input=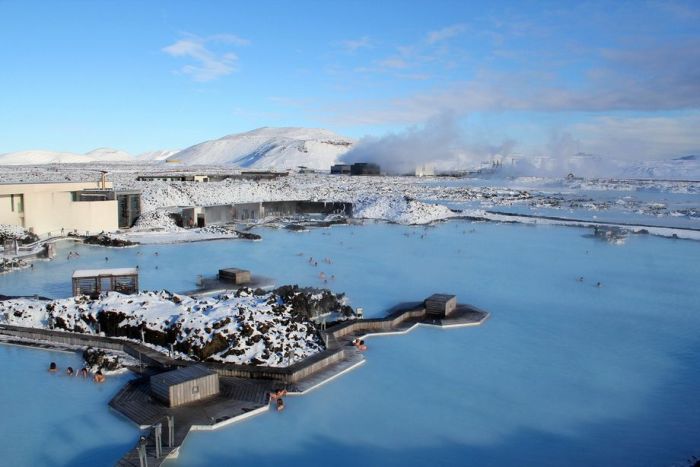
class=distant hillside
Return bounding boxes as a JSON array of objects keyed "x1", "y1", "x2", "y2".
[
  {"x1": 136, "y1": 149, "x2": 180, "y2": 161},
  {"x1": 167, "y1": 127, "x2": 354, "y2": 169},
  {"x1": 620, "y1": 156, "x2": 700, "y2": 180},
  {"x1": 0, "y1": 148, "x2": 132, "y2": 165}
]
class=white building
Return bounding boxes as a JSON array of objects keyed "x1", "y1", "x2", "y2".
[{"x1": 0, "y1": 181, "x2": 138, "y2": 235}]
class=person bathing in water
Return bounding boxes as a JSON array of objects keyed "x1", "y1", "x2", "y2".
[
  {"x1": 352, "y1": 338, "x2": 367, "y2": 351},
  {"x1": 94, "y1": 370, "x2": 105, "y2": 383},
  {"x1": 269, "y1": 388, "x2": 287, "y2": 400},
  {"x1": 66, "y1": 367, "x2": 74, "y2": 376},
  {"x1": 48, "y1": 362, "x2": 57, "y2": 372}
]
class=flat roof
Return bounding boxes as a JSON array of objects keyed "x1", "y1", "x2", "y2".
[
  {"x1": 426, "y1": 293, "x2": 456, "y2": 302},
  {"x1": 0, "y1": 180, "x2": 105, "y2": 186},
  {"x1": 151, "y1": 365, "x2": 216, "y2": 387},
  {"x1": 72, "y1": 268, "x2": 138, "y2": 278}
]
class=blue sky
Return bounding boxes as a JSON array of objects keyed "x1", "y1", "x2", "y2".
[{"x1": 0, "y1": 0, "x2": 698, "y2": 159}]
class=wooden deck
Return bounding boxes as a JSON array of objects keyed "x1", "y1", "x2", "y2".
[
  {"x1": 0, "y1": 298, "x2": 489, "y2": 467},
  {"x1": 113, "y1": 376, "x2": 273, "y2": 466}
]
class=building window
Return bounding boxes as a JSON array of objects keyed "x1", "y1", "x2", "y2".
[{"x1": 10, "y1": 194, "x2": 23, "y2": 213}]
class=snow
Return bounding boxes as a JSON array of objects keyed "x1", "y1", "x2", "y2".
[
  {"x1": 619, "y1": 157, "x2": 700, "y2": 180},
  {"x1": 72, "y1": 268, "x2": 138, "y2": 278},
  {"x1": 0, "y1": 224, "x2": 30, "y2": 240},
  {"x1": 0, "y1": 148, "x2": 132, "y2": 165},
  {"x1": 168, "y1": 127, "x2": 354, "y2": 169},
  {"x1": 0, "y1": 161, "x2": 697, "y2": 235},
  {"x1": 0, "y1": 288, "x2": 334, "y2": 367},
  {"x1": 353, "y1": 195, "x2": 461, "y2": 225},
  {"x1": 84, "y1": 147, "x2": 133, "y2": 162},
  {"x1": 136, "y1": 149, "x2": 180, "y2": 161}
]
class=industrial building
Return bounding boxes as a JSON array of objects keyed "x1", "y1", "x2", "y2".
[
  {"x1": 330, "y1": 164, "x2": 351, "y2": 175},
  {"x1": 330, "y1": 162, "x2": 380, "y2": 176},
  {"x1": 0, "y1": 180, "x2": 141, "y2": 235},
  {"x1": 177, "y1": 201, "x2": 353, "y2": 227},
  {"x1": 350, "y1": 163, "x2": 380, "y2": 175},
  {"x1": 136, "y1": 171, "x2": 288, "y2": 182}
]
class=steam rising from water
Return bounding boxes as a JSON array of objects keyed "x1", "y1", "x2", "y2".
[{"x1": 341, "y1": 113, "x2": 515, "y2": 175}]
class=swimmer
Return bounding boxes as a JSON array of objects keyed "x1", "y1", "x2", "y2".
[
  {"x1": 105, "y1": 256, "x2": 109, "y2": 262},
  {"x1": 352, "y1": 338, "x2": 367, "y2": 351},
  {"x1": 48, "y1": 362, "x2": 58, "y2": 372},
  {"x1": 94, "y1": 370, "x2": 105, "y2": 383},
  {"x1": 577, "y1": 276, "x2": 584, "y2": 282},
  {"x1": 596, "y1": 282, "x2": 602, "y2": 288},
  {"x1": 79, "y1": 367, "x2": 89, "y2": 378},
  {"x1": 66, "y1": 367, "x2": 74, "y2": 376},
  {"x1": 270, "y1": 388, "x2": 288, "y2": 400},
  {"x1": 276, "y1": 398, "x2": 285, "y2": 412}
]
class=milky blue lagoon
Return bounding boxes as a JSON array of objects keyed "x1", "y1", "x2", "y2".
[{"x1": 1, "y1": 221, "x2": 699, "y2": 466}]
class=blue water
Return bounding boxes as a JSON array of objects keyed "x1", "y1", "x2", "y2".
[
  {"x1": 1, "y1": 221, "x2": 699, "y2": 466},
  {"x1": 0, "y1": 345, "x2": 136, "y2": 466}
]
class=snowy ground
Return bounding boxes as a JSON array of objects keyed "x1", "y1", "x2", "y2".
[
  {"x1": 0, "y1": 287, "x2": 352, "y2": 367},
  {"x1": 0, "y1": 162, "x2": 698, "y2": 234}
]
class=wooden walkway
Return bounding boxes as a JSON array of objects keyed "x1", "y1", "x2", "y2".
[
  {"x1": 0, "y1": 298, "x2": 489, "y2": 467},
  {"x1": 114, "y1": 376, "x2": 273, "y2": 466}
]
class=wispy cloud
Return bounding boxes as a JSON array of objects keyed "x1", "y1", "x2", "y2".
[
  {"x1": 338, "y1": 36, "x2": 373, "y2": 52},
  {"x1": 426, "y1": 24, "x2": 467, "y2": 44},
  {"x1": 377, "y1": 57, "x2": 410, "y2": 69},
  {"x1": 356, "y1": 24, "x2": 469, "y2": 78},
  {"x1": 324, "y1": 38, "x2": 700, "y2": 126},
  {"x1": 163, "y1": 33, "x2": 250, "y2": 82}
]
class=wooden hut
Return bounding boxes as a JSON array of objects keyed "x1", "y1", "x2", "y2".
[
  {"x1": 218, "y1": 268, "x2": 251, "y2": 285},
  {"x1": 425, "y1": 294, "x2": 457, "y2": 318},
  {"x1": 150, "y1": 365, "x2": 220, "y2": 408},
  {"x1": 72, "y1": 268, "x2": 139, "y2": 296}
]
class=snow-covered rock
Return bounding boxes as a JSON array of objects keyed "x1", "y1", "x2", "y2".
[
  {"x1": 353, "y1": 195, "x2": 461, "y2": 225},
  {"x1": 0, "y1": 287, "x2": 355, "y2": 367},
  {"x1": 168, "y1": 127, "x2": 354, "y2": 169}
]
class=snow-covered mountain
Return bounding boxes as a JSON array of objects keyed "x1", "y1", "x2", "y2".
[
  {"x1": 136, "y1": 149, "x2": 180, "y2": 161},
  {"x1": 167, "y1": 127, "x2": 354, "y2": 169},
  {"x1": 620, "y1": 155, "x2": 700, "y2": 180},
  {"x1": 85, "y1": 147, "x2": 132, "y2": 162},
  {"x1": 0, "y1": 148, "x2": 132, "y2": 165},
  {"x1": 502, "y1": 153, "x2": 700, "y2": 180}
]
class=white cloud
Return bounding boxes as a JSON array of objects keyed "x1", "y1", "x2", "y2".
[
  {"x1": 426, "y1": 24, "x2": 466, "y2": 44},
  {"x1": 377, "y1": 57, "x2": 410, "y2": 69},
  {"x1": 339, "y1": 36, "x2": 372, "y2": 52},
  {"x1": 163, "y1": 33, "x2": 250, "y2": 82}
]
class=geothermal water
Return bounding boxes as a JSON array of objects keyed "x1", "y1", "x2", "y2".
[{"x1": 1, "y1": 220, "x2": 699, "y2": 466}]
